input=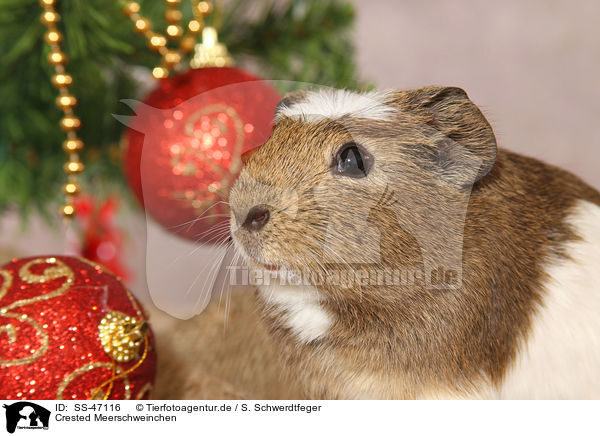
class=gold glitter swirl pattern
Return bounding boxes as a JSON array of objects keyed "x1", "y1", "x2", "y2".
[
  {"x1": 124, "y1": 288, "x2": 146, "y2": 319},
  {"x1": 0, "y1": 269, "x2": 12, "y2": 301},
  {"x1": 56, "y1": 362, "x2": 132, "y2": 400},
  {"x1": 0, "y1": 313, "x2": 49, "y2": 367},
  {"x1": 135, "y1": 382, "x2": 153, "y2": 400},
  {"x1": 0, "y1": 257, "x2": 71, "y2": 367},
  {"x1": 0, "y1": 324, "x2": 16, "y2": 344},
  {"x1": 0, "y1": 256, "x2": 154, "y2": 399},
  {"x1": 2, "y1": 257, "x2": 74, "y2": 312},
  {"x1": 75, "y1": 255, "x2": 108, "y2": 271},
  {"x1": 92, "y1": 334, "x2": 149, "y2": 400}
]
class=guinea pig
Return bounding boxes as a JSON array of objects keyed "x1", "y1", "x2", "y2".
[{"x1": 228, "y1": 86, "x2": 600, "y2": 399}]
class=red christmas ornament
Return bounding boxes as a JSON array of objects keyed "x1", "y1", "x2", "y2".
[
  {"x1": 74, "y1": 195, "x2": 130, "y2": 282},
  {"x1": 0, "y1": 256, "x2": 156, "y2": 400},
  {"x1": 122, "y1": 67, "x2": 280, "y2": 241}
]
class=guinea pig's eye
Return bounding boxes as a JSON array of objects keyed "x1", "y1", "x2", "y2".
[{"x1": 332, "y1": 142, "x2": 373, "y2": 178}]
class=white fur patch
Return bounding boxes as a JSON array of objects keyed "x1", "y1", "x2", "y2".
[
  {"x1": 276, "y1": 89, "x2": 395, "y2": 123},
  {"x1": 258, "y1": 283, "x2": 332, "y2": 343},
  {"x1": 499, "y1": 200, "x2": 600, "y2": 399}
]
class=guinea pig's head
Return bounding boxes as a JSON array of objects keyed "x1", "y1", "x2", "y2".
[{"x1": 229, "y1": 86, "x2": 497, "y2": 293}]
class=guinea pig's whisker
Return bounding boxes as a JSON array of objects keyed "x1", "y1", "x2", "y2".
[
  {"x1": 218, "y1": 247, "x2": 239, "y2": 309},
  {"x1": 216, "y1": 251, "x2": 234, "y2": 318},
  {"x1": 205, "y1": 229, "x2": 232, "y2": 246},
  {"x1": 206, "y1": 241, "x2": 231, "y2": 291},
  {"x1": 320, "y1": 243, "x2": 357, "y2": 275},
  {"x1": 185, "y1": 228, "x2": 230, "y2": 258},
  {"x1": 259, "y1": 281, "x2": 279, "y2": 306},
  {"x1": 169, "y1": 200, "x2": 231, "y2": 232},
  {"x1": 191, "y1": 200, "x2": 230, "y2": 218},
  {"x1": 188, "y1": 222, "x2": 231, "y2": 249},
  {"x1": 222, "y1": 249, "x2": 240, "y2": 330},
  {"x1": 276, "y1": 205, "x2": 294, "y2": 215},
  {"x1": 177, "y1": 214, "x2": 232, "y2": 236},
  {"x1": 186, "y1": 236, "x2": 232, "y2": 312},
  {"x1": 163, "y1": 222, "x2": 230, "y2": 272},
  {"x1": 170, "y1": 213, "x2": 230, "y2": 230},
  {"x1": 185, "y1": 234, "x2": 228, "y2": 261},
  {"x1": 191, "y1": 228, "x2": 232, "y2": 254},
  {"x1": 218, "y1": 252, "x2": 236, "y2": 312},
  {"x1": 195, "y1": 222, "x2": 231, "y2": 241},
  {"x1": 187, "y1": 213, "x2": 231, "y2": 221},
  {"x1": 305, "y1": 251, "x2": 335, "y2": 286}
]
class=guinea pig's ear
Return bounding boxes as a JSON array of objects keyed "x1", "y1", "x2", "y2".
[
  {"x1": 400, "y1": 86, "x2": 498, "y2": 184},
  {"x1": 274, "y1": 90, "x2": 307, "y2": 121}
]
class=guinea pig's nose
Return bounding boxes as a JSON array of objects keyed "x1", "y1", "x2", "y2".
[{"x1": 243, "y1": 206, "x2": 270, "y2": 231}]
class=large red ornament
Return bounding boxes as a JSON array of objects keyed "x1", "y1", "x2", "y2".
[
  {"x1": 123, "y1": 67, "x2": 280, "y2": 241},
  {"x1": 0, "y1": 256, "x2": 156, "y2": 400}
]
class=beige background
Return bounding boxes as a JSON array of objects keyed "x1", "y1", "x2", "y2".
[
  {"x1": 1, "y1": 0, "x2": 599, "y2": 311},
  {"x1": 353, "y1": 0, "x2": 599, "y2": 190}
]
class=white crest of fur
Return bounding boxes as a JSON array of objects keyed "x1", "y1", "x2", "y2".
[
  {"x1": 499, "y1": 199, "x2": 600, "y2": 399},
  {"x1": 258, "y1": 283, "x2": 332, "y2": 343},
  {"x1": 276, "y1": 89, "x2": 395, "y2": 122}
]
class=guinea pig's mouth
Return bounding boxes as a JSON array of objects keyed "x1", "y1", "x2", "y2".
[
  {"x1": 230, "y1": 232, "x2": 283, "y2": 272},
  {"x1": 237, "y1": 247, "x2": 282, "y2": 272},
  {"x1": 261, "y1": 262, "x2": 280, "y2": 271},
  {"x1": 248, "y1": 257, "x2": 281, "y2": 272}
]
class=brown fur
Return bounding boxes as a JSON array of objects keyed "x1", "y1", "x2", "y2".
[
  {"x1": 152, "y1": 287, "x2": 305, "y2": 399},
  {"x1": 226, "y1": 86, "x2": 600, "y2": 399}
]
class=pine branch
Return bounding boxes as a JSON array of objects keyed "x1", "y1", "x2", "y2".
[{"x1": 0, "y1": 0, "x2": 361, "y2": 223}]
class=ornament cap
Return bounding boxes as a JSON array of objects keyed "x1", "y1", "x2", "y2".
[
  {"x1": 190, "y1": 26, "x2": 234, "y2": 69},
  {"x1": 98, "y1": 311, "x2": 147, "y2": 363}
]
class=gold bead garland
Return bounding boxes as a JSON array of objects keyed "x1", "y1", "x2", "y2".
[
  {"x1": 165, "y1": 0, "x2": 183, "y2": 39},
  {"x1": 39, "y1": 0, "x2": 84, "y2": 218},
  {"x1": 40, "y1": 0, "x2": 217, "y2": 218},
  {"x1": 120, "y1": 0, "x2": 213, "y2": 79}
]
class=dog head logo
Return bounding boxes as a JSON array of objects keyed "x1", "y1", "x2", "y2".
[{"x1": 3, "y1": 402, "x2": 50, "y2": 433}]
